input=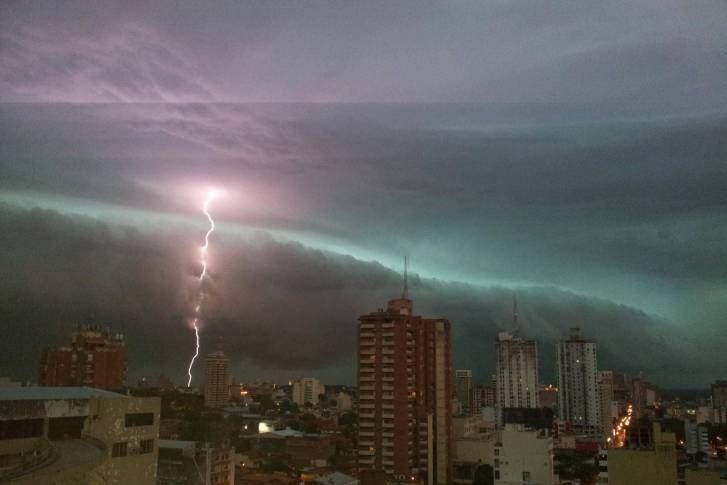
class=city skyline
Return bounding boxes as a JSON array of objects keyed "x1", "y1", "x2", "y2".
[{"x1": 1, "y1": 1, "x2": 727, "y2": 389}]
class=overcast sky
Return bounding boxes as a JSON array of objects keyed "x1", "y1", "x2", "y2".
[{"x1": 1, "y1": 1, "x2": 726, "y2": 387}]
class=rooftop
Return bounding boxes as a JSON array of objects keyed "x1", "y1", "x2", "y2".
[
  {"x1": 0, "y1": 438, "x2": 105, "y2": 482},
  {"x1": 313, "y1": 471, "x2": 360, "y2": 485},
  {"x1": 0, "y1": 386, "x2": 126, "y2": 401}
]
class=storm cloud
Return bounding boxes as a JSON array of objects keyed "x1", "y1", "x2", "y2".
[
  {"x1": 0, "y1": 205, "x2": 705, "y2": 386},
  {"x1": 1, "y1": 1, "x2": 726, "y2": 387}
]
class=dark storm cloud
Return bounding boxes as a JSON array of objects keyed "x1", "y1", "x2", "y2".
[
  {"x1": 1, "y1": 1, "x2": 726, "y2": 387},
  {"x1": 0, "y1": 205, "x2": 705, "y2": 386}
]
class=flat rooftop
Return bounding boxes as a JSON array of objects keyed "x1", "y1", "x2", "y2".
[{"x1": 0, "y1": 386, "x2": 127, "y2": 401}]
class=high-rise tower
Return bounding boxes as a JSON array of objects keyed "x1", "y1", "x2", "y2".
[
  {"x1": 495, "y1": 296, "x2": 539, "y2": 425},
  {"x1": 357, "y1": 291, "x2": 451, "y2": 484},
  {"x1": 495, "y1": 332, "x2": 539, "y2": 424},
  {"x1": 557, "y1": 327, "x2": 600, "y2": 433},
  {"x1": 204, "y1": 350, "x2": 230, "y2": 408}
]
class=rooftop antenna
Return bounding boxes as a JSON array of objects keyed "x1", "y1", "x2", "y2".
[
  {"x1": 512, "y1": 294, "x2": 519, "y2": 334},
  {"x1": 402, "y1": 256, "x2": 409, "y2": 300}
]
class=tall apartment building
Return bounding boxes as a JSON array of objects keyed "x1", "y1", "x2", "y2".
[
  {"x1": 599, "y1": 371, "x2": 616, "y2": 440},
  {"x1": 357, "y1": 295, "x2": 452, "y2": 484},
  {"x1": 40, "y1": 324, "x2": 127, "y2": 389},
  {"x1": 204, "y1": 350, "x2": 230, "y2": 408},
  {"x1": 557, "y1": 327, "x2": 600, "y2": 433},
  {"x1": 292, "y1": 377, "x2": 325, "y2": 406},
  {"x1": 495, "y1": 332, "x2": 539, "y2": 425},
  {"x1": 711, "y1": 380, "x2": 727, "y2": 425},
  {"x1": 454, "y1": 370, "x2": 473, "y2": 413}
]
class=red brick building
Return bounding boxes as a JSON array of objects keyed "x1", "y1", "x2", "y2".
[
  {"x1": 40, "y1": 324, "x2": 127, "y2": 389},
  {"x1": 357, "y1": 296, "x2": 452, "y2": 485}
]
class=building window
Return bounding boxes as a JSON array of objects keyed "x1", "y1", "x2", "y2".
[
  {"x1": 494, "y1": 470, "x2": 500, "y2": 480},
  {"x1": 112, "y1": 442, "x2": 128, "y2": 457},
  {"x1": 523, "y1": 471, "x2": 531, "y2": 481},
  {"x1": 125, "y1": 412, "x2": 154, "y2": 427},
  {"x1": 0, "y1": 418, "x2": 44, "y2": 440},
  {"x1": 140, "y1": 439, "x2": 154, "y2": 454}
]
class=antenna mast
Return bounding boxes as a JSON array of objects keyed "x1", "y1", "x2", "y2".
[{"x1": 402, "y1": 256, "x2": 409, "y2": 299}]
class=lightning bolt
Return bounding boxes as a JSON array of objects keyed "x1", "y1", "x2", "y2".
[{"x1": 187, "y1": 189, "x2": 220, "y2": 387}]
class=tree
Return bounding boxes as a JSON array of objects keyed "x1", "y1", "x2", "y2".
[{"x1": 473, "y1": 464, "x2": 494, "y2": 485}]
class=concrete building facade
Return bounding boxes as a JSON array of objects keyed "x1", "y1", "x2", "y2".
[
  {"x1": 606, "y1": 423, "x2": 678, "y2": 485},
  {"x1": 495, "y1": 332, "x2": 539, "y2": 425},
  {"x1": 292, "y1": 378, "x2": 325, "y2": 407},
  {"x1": 494, "y1": 424, "x2": 554, "y2": 485},
  {"x1": 685, "y1": 420, "x2": 710, "y2": 457},
  {"x1": 0, "y1": 387, "x2": 159, "y2": 484}
]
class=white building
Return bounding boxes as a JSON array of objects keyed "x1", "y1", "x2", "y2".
[
  {"x1": 452, "y1": 416, "x2": 496, "y2": 484},
  {"x1": 557, "y1": 328, "x2": 600, "y2": 434},
  {"x1": 685, "y1": 420, "x2": 710, "y2": 456},
  {"x1": 495, "y1": 332, "x2": 539, "y2": 425},
  {"x1": 494, "y1": 424, "x2": 554, "y2": 485},
  {"x1": 292, "y1": 377, "x2": 325, "y2": 406}
]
